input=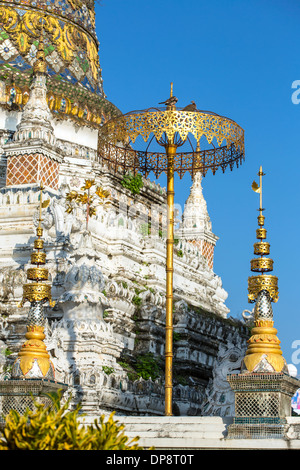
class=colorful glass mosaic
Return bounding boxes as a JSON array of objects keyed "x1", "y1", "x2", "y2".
[
  {"x1": 0, "y1": 0, "x2": 121, "y2": 125},
  {"x1": 0, "y1": 0, "x2": 102, "y2": 94}
]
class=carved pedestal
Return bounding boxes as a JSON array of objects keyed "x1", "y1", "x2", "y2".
[
  {"x1": 227, "y1": 372, "x2": 300, "y2": 439},
  {"x1": 0, "y1": 379, "x2": 67, "y2": 429}
]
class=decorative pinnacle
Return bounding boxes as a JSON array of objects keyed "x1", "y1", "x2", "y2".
[
  {"x1": 33, "y1": 24, "x2": 47, "y2": 75},
  {"x1": 18, "y1": 184, "x2": 54, "y2": 308},
  {"x1": 241, "y1": 166, "x2": 286, "y2": 373},
  {"x1": 12, "y1": 184, "x2": 55, "y2": 379},
  {"x1": 248, "y1": 166, "x2": 278, "y2": 303},
  {"x1": 251, "y1": 165, "x2": 266, "y2": 218}
]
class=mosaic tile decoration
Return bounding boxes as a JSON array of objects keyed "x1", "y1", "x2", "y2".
[
  {"x1": 6, "y1": 153, "x2": 59, "y2": 189},
  {"x1": 190, "y1": 239, "x2": 215, "y2": 269},
  {"x1": 0, "y1": 0, "x2": 103, "y2": 96}
]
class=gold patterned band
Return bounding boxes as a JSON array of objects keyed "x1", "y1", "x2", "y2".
[
  {"x1": 98, "y1": 108, "x2": 245, "y2": 179},
  {"x1": 21, "y1": 282, "x2": 54, "y2": 307},
  {"x1": 248, "y1": 275, "x2": 278, "y2": 303},
  {"x1": 30, "y1": 252, "x2": 46, "y2": 265},
  {"x1": 27, "y1": 267, "x2": 48, "y2": 281},
  {"x1": 253, "y1": 241, "x2": 270, "y2": 255},
  {"x1": 100, "y1": 108, "x2": 244, "y2": 149},
  {"x1": 34, "y1": 239, "x2": 44, "y2": 250},
  {"x1": 250, "y1": 257, "x2": 273, "y2": 272},
  {"x1": 256, "y1": 228, "x2": 267, "y2": 239}
]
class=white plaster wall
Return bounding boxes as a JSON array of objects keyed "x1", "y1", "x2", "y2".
[
  {"x1": 52, "y1": 120, "x2": 98, "y2": 150},
  {"x1": 0, "y1": 108, "x2": 21, "y2": 132},
  {"x1": 0, "y1": 108, "x2": 98, "y2": 150}
]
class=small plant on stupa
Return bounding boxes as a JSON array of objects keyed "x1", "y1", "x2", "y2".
[{"x1": 121, "y1": 172, "x2": 143, "y2": 195}]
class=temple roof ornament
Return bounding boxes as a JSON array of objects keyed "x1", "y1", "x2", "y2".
[
  {"x1": 13, "y1": 33, "x2": 56, "y2": 146},
  {"x1": 0, "y1": 0, "x2": 120, "y2": 126},
  {"x1": 181, "y1": 172, "x2": 214, "y2": 234},
  {"x1": 177, "y1": 169, "x2": 218, "y2": 269},
  {"x1": 241, "y1": 166, "x2": 287, "y2": 374}
]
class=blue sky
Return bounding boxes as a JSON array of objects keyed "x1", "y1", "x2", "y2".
[{"x1": 95, "y1": 0, "x2": 300, "y2": 366}]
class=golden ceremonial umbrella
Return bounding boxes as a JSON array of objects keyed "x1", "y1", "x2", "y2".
[{"x1": 98, "y1": 84, "x2": 245, "y2": 415}]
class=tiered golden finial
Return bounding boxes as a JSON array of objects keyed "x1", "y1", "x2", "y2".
[
  {"x1": 11, "y1": 184, "x2": 55, "y2": 380},
  {"x1": 248, "y1": 166, "x2": 278, "y2": 303},
  {"x1": 241, "y1": 166, "x2": 287, "y2": 373},
  {"x1": 33, "y1": 21, "x2": 47, "y2": 75}
]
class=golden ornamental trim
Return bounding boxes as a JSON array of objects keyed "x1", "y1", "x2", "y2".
[
  {"x1": 36, "y1": 227, "x2": 43, "y2": 237},
  {"x1": 14, "y1": 325, "x2": 52, "y2": 377},
  {"x1": 253, "y1": 242, "x2": 270, "y2": 255},
  {"x1": 256, "y1": 228, "x2": 267, "y2": 239},
  {"x1": 100, "y1": 108, "x2": 244, "y2": 150},
  {"x1": 34, "y1": 239, "x2": 44, "y2": 250},
  {"x1": 254, "y1": 319, "x2": 274, "y2": 328},
  {"x1": 257, "y1": 215, "x2": 265, "y2": 226},
  {"x1": 98, "y1": 108, "x2": 245, "y2": 180},
  {"x1": 250, "y1": 257, "x2": 274, "y2": 273},
  {"x1": 31, "y1": 252, "x2": 46, "y2": 265},
  {"x1": 27, "y1": 267, "x2": 48, "y2": 281},
  {"x1": 248, "y1": 333, "x2": 281, "y2": 344},
  {"x1": 21, "y1": 282, "x2": 55, "y2": 307},
  {"x1": 243, "y1": 352, "x2": 286, "y2": 373},
  {"x1": 248, "y1": 274, "x2": 278, "y2": 303}
]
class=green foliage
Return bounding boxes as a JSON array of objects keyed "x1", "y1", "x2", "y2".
[
  {"x1": 135, "y1": 353, "x2": 161, "y2": 381},
  {"x1": 117, "y1": 361, "x2": 139, "y2": 382},
  {"x1": 118, "y1": 354, "x2": 163, "y2": 382},
  {"x1": 173, "y1": 331, "x2": 181, "y2": 342},
  {"x1": 102, "y1": 366, "x2": 114, "y2": 375},
  {"x1": 132, "y1": 295, "x2": 142, "y2": 306},
  {"x1": 0, "y1": 392, "x2": 143, "y2": 450},
  {"x1": 2, "y1": 348, "x2": 13, "y2": 356},
  {"x1": 121, "y1": 173, "x2": 143, "y2": 195}
]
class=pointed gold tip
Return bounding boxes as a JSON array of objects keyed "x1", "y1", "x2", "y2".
[{"x1": 170, "y1": 82, "x2": 173, "y2": 98}]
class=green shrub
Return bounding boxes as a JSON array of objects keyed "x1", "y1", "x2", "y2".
[
  {"x1": 132, "y1": 295, "x2": 142, "y2": 306},
  {"x1": 0, "y1": 392, "x2": 143, "y2": 450},
  {"x1": 102, "y1": 366, "x2": 115, "y2": 375},
  {"x1": 121, "y1": 173, "x2": 143, "y2": 195},
  {"x1": 136, "y1": 353, "x2": 161, "y2": 381}
]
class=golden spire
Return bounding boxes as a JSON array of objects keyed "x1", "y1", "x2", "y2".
[
  {"x1": 241, "y1": 166, "x2": 287, "y2": 374},
  {"x1": 33, "y1": 22, "x2": 47, "y2": 75},
  {"x1": 19, "y1": 184, "x2": 53, "y2": 307},
  {"x1": 12, "y1": 184, "x2": 55, "y2": 379},
  {"x1": 248, "y1": 166, "x2": 278, "y2": 302}
]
